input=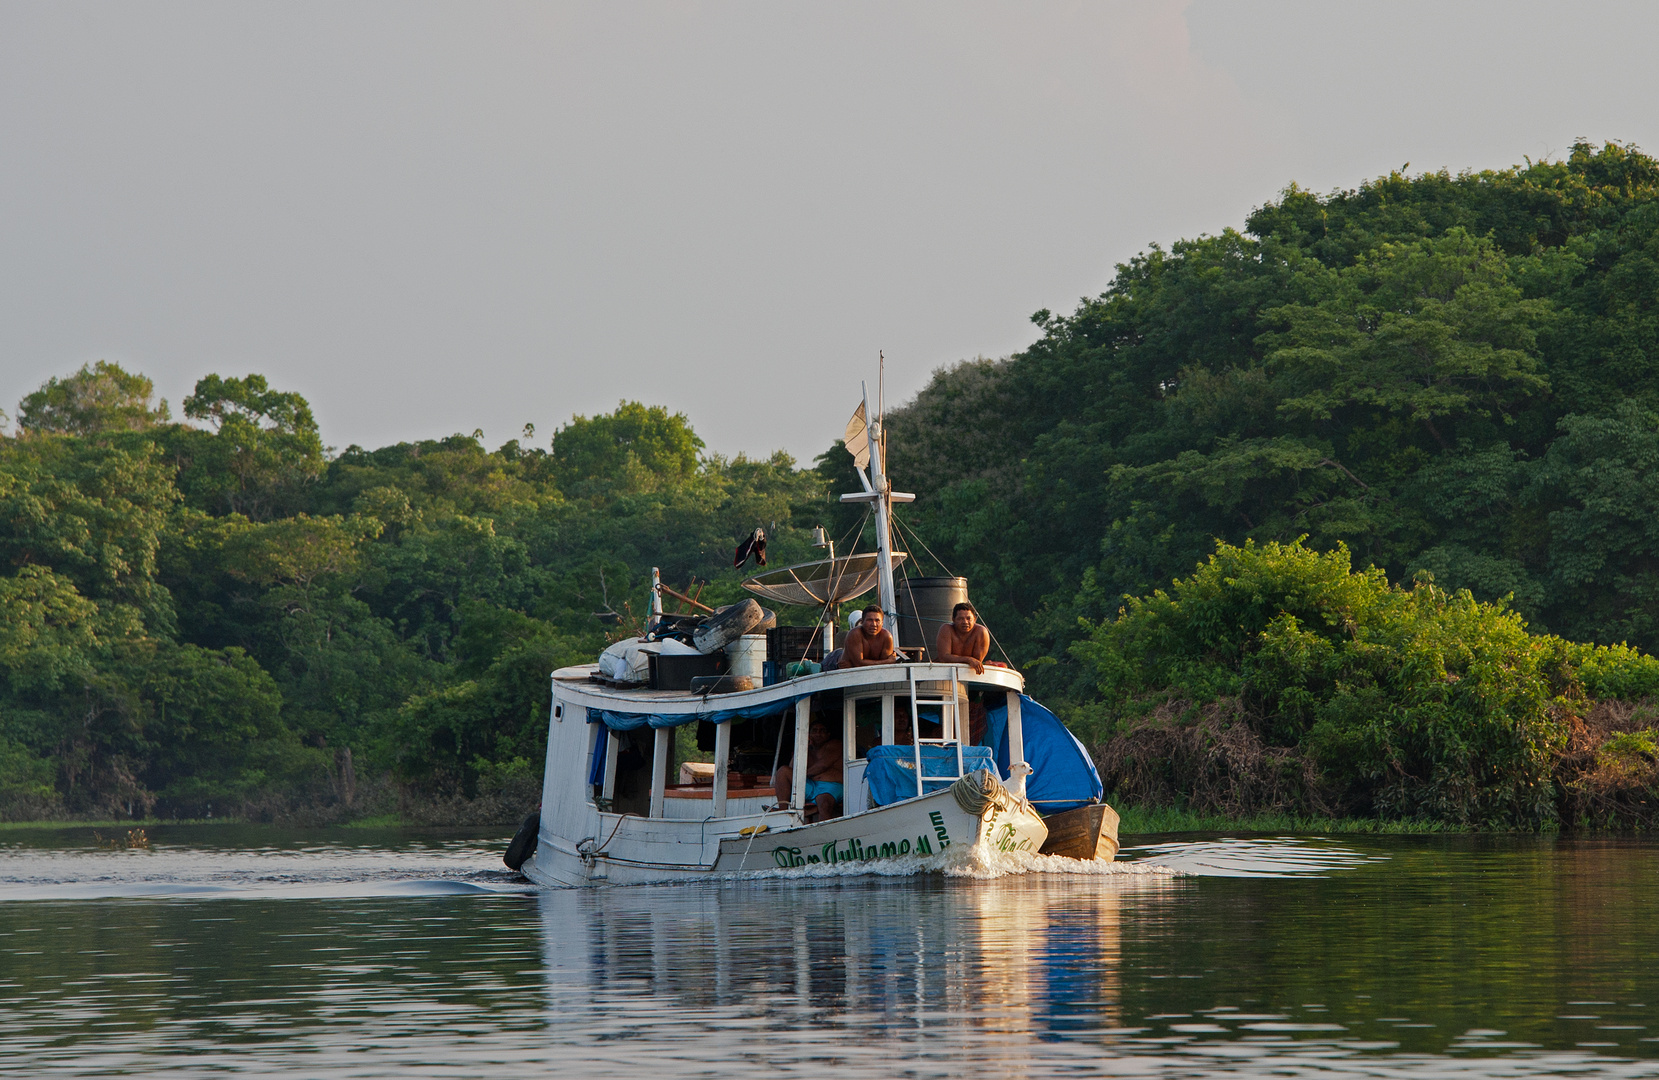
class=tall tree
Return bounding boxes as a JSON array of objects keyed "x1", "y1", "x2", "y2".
[
  {"x1": 15, "y1": 361, "x2": 170, "y2": 436},
  {"x1": 173, "y1": 374, "x2": 325, "y2": 519}
]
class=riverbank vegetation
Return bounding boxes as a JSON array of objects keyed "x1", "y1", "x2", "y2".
[
  {"x1": 5, "y1": 140, "x2": 1659, "y2": 829},
  {"x1": 1077, "y1": 539, "x2": 1659, "y2": 829},
  {"x1": 0, "y1": 371, "x2": 823, "y2": 823}
]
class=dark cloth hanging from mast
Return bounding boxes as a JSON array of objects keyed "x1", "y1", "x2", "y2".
[{"x1": 733, "y1": 527, "x2": 767, "y2": 569}]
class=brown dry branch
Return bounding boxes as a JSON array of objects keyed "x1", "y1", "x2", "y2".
[{"x1": 1555, "y1": 699, "x2": 1659, "y2": 828}]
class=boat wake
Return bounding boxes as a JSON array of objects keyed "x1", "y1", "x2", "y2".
[
  {"x1": 1, "y1": 833, "x2": 1380, "y2": 900},
  {"x1": 0, "y1": 876, "x2": 536, "y2": 902},
  {"x1": 0, "y1": 835, "x2": 536, "y2": 902},
  {"x1": 726, "y1": 835, "x2": 1384, "y2": 884},
  {"x1": 1121, "y1": 835, "x2": 1389, "y2": 878}
]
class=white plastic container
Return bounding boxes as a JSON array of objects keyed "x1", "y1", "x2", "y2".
[{"x1": 724, "y1": 634, "x2": 767, "y2": 682}]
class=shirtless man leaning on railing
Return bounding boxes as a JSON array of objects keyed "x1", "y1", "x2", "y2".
[
  {"x1": 837, "y1": 605, "x2": 896, "y2": 668},
  {"x1": 933, "y1": 602, "x2": 989, "y2": 674}
]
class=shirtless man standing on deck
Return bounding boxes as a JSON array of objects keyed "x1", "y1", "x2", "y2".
[
  {"x1": 837, "y1": 605, "x2": 896, "y2": 668},
  {"x1": 934, "y1": 602, "x2": 990, "y2": 674}
]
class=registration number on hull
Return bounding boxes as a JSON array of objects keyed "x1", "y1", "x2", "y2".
[{"x1": 770, "y1": 810, "x2": 954, "y2": 868}]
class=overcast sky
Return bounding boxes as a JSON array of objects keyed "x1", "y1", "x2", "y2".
[{"x1": 3, "y1": 1, "x2": 1656, "y2": 463}]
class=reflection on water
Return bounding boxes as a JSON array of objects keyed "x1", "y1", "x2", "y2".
[{"x1": 1, "y1": 828, "x2": 1658, "y2": 1077}]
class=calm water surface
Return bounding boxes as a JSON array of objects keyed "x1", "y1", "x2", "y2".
[{"x1": 1, "y1": 826, "x2": 1656, "y2": 1078}]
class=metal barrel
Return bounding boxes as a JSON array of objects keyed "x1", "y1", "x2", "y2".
[
  {"x1": 894, "y1": 576, "x2": 969, "y2": 652},
  {"x1": 724, "y1": 634, "x2": 767, "y2": 682}
]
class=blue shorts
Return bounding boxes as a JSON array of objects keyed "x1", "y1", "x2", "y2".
[{"x1": 805, "y1": 780, "x2": 844, "y2": 803}]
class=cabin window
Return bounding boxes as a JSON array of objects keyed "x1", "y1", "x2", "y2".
[
  {"x1": 595, "y1": 729, "x2": 654, "y2": 816},
  {"x1": 845, "y1": 693, "x2": 936, "y2": 750},
  {"x1": 654, "y1": 715, "x2": 790, "y2": 819},
  {"x1": 846, "y1": 696, "x2": 882, "y2": 757}
]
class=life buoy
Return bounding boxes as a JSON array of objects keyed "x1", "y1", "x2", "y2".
[{"x1": 504, "y1": 810, "x2": 540, "y2": 870}]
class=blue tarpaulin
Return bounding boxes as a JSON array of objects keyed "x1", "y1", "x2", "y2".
[
  {"x1": 586, "y1": 693, "x2": 812, "y2": 733},
  {"x1": 866, "y1": 744, "x2": 995, "y2": 807},
  {"x1": 983, "y1": 695, "x2": 1103, "y2": 813},
  {"x1": 587, "y1": 730, "x2": 608, "y2": 787}
]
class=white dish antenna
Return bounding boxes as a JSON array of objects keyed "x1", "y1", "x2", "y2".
[{"x1": 740, "y1": 552, "x2": 908, "y2": 608}]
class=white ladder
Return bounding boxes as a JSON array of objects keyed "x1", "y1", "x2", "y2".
[{"x1": 908, "y1": 666, "x2": 965, "y2": 799}]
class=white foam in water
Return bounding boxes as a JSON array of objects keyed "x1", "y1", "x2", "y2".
[{"x1": 739, "y1": 835, "x2": 1381, "y2": 884}]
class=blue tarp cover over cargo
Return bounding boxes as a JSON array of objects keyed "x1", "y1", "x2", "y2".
[
  {"x1": 984, "y1": 695, "x2": 1103, "y2": 813},
  {"x1": 866, "y1": 744, "x2": 996, "y2": 807}
]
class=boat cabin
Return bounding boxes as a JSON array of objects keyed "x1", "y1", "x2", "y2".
[{"x1": 553, "y1": 661, "x2": 1035, "y2": 825}]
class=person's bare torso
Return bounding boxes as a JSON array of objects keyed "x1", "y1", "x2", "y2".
[
  {"x1": 807, "y1": 741, "x2": 843, "y2": 782},
  {"x1": 937, "y1": 624, "x2": 989, "y2": 664},
  {"x1": 842, "y1": 626, "x2": 894, "y2": 665}
]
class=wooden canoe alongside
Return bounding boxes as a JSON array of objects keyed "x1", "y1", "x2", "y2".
[{"x1": 1037, "y1": 802, "x2": 1120, "y2": 861}]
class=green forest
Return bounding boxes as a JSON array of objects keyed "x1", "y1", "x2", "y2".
[{"x1": 6, "y1": 139, "x2": 1659, "y2": 828}]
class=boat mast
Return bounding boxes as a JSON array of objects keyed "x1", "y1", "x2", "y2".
[
  {"x1": 810, "y1": 526, "x2": 837, "y2": 651},
  {"x1": 840, "y1": 363, "x2": 914, "y2": 643},
  {"x1": 866, "y1": 381, "x2": 897, "y2": 630}
]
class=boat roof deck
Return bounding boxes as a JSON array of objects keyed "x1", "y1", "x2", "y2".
[{"x1": 551, "y1": 661, "x2": 1023, "y2": 716}]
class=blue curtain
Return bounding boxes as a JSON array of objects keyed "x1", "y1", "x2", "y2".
[{"x1": 586, "y1": 730, "x2": 608, "y2": 787}]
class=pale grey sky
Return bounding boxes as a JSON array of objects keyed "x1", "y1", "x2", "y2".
[{"x1": 3, "y1": 1, "x2": 1655, "y2": 463}]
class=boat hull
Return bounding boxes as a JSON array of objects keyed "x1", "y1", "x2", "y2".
[
  {"x1": 719, "y1": 772, "x2": 1047, "y2": 873},
  {"x1": 521, "y1": 772, "x2": 1048, "y2": 887}
]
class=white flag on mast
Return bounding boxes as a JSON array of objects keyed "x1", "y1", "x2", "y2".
[{"x1": 844, "y1": 401, "x2": 870, "y2": 470}]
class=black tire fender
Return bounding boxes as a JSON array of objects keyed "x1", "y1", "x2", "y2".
[{"x1": 504, "y1": 809, "x2": 540, "y2": 871}]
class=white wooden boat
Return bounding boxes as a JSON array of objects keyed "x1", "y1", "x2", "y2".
[{"x1": 517, "y1": 379, "x2": 1115, "y2": 888}]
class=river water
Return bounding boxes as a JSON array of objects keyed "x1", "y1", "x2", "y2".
[{"x1": 2, "y1": 826, "x2": 1657, "y2": 1078}]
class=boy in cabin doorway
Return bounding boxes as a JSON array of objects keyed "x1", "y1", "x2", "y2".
[{"x1": 772, "y1": 717, "x2": 844, "y2": 821}]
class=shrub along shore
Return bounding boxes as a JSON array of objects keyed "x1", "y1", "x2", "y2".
[{"x1": 1080, "y1": 540, "x2": 1659, "y2": 831}]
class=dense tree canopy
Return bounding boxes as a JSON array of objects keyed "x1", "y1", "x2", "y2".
[
  {"x1": 16, "y1": 361, "x2": 171, "y2": 436},
  {"x1": 0, "y1": 374, "x2": 825, "y2": 819},
  {"x1": 884, "y1": 141, "x2": 1659, "y2": 682},
  {"x1": 1075, "y1": 538, "x2": 1659, "y2": 827},
  {"x1": 6, "y1": 140, "x2": 1659, "y2": 826}
]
